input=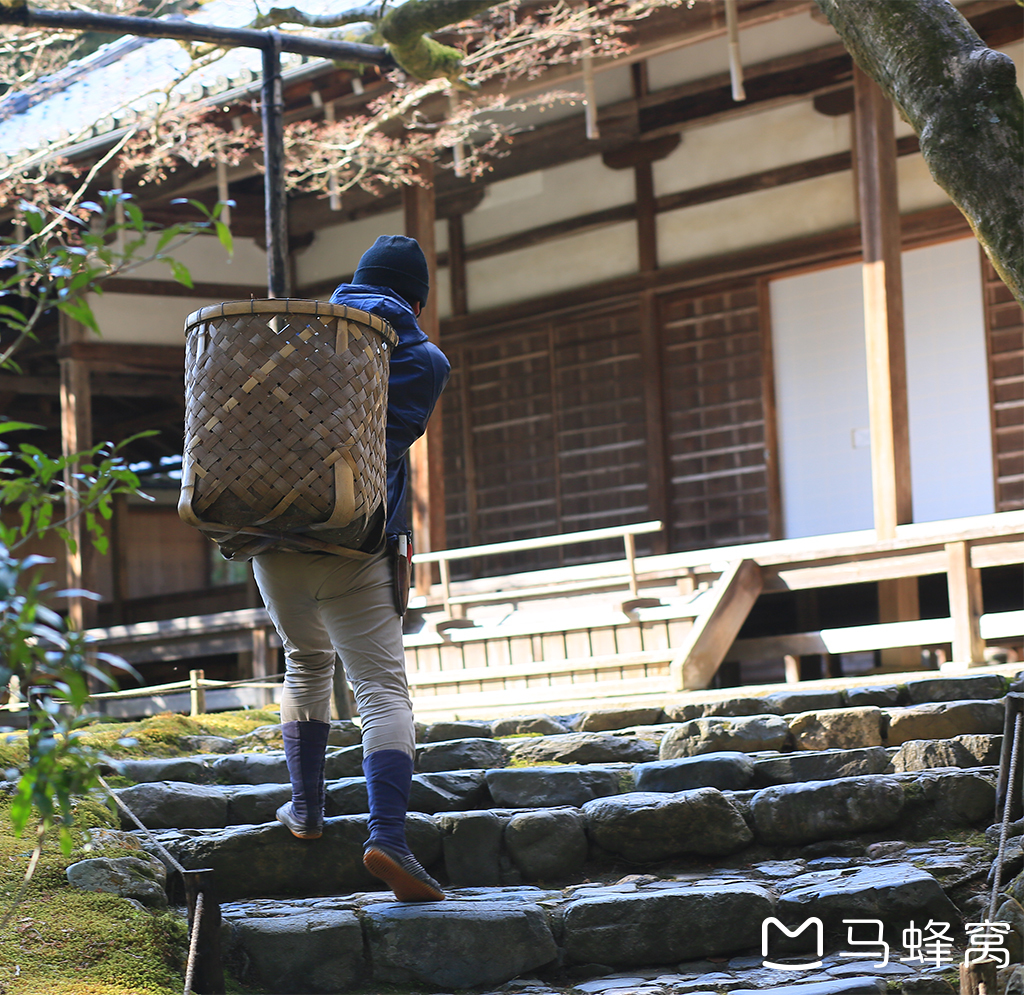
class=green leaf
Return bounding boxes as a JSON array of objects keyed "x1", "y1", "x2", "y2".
[
  {"x1": 0, "y1": 420, "x2": 41, "y2": 434},
  {"x1": 215, "y1": 220, "x2": 234, "y2": 256},
  {"x1": 124, "y1": 201, "x2": 144, "y2": 231},
  {"x1": 56, "y1": 298, "x2": 100, "y2": 334},
  {"x1": 169, "y1": 259, "x2": 193, "y2": 288}
]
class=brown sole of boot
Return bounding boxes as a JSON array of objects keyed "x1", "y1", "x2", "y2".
[
  {"x1": 282, "y1": 827, "x2": 322, "y2": 839},
  {"x1": 363, "y1": 847, "x2": 445, "y2": 902}
]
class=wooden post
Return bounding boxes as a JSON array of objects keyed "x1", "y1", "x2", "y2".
[
  {"x1": 109, "y1": 492, "x2": 130, "y2": 623},
  {"x1": 854, "y1": 63, "x2": 912, "y2": 534},
  {"x1": 631, "y1": 62, "x2": 659, "y2": 274},
  {"x1": 404, "y1": 162, "x2": 447, "y2": 595},
  {"x1": 959, "y1": 959, "x2": 998, "y2": 995},
  {"x1": 447, "y1": 214, "x2": 468, "y2": 316},
  {"x1": 189, "y1": 669, "x2": 206, "y2": 717},
  {"x1": 946, "y1": 540, "x2": 985, "y2": 665},
  {"x1": 251, "y1": 628, "x2": 273, "y2": 707},
  {"x1": 181, "y1": 868, "x2": 225, "y2": 995},
  {"x1": 854, "y1": 64, "x2": 918, "y2": 671},
  {"x1": 58, "y1": 314, "x2": 96, "y2": 631},
  {"x1": 783, "y1": 654, "x2": 801, "y2": 683}
]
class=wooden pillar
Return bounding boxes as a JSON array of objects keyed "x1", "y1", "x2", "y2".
[
  {"x1": 404, "y1": 162, "x2": 447, "y2": 594},
  {"x1": 639, "y1": 292, "x2": 670, "y2": 553},
  {"x1": 854, "y1": 64, "x2": 918, "y2": 670},
  {"x1": 854, "y1": 64, "x2": 912, "y2": 538},
  {"x1": 109, "y1": 492, "x2": 130, "y2": 624},
  {"x1": 946, "y1": 540, "x2": 985, "y2": 665},
  {"x1": 447, "y1": 214, "x2": 468, "y2": 316},
  {"x1": 631, "y1": 61, "x2": 658, "y2": 274},
  {"x1": 58, "y1": 314, "x2": 96, "y2": 630},
  {"x1": 634, "y1": 60, "x2": 668, "y2": 552},
  {"x1": 251, "y1": 627, "x2": 273, "y2": 707}
]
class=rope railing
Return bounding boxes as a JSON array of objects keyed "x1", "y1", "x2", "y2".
[
  {"x1": 97, "y1": 772, "x2": 223, "y2": 993},
  {"x1": 989, "y1": 705, "x2": 1023, "y2": 919},
  {"x1": 183, "y1": 890, "x2": 204, "y2": 995}
]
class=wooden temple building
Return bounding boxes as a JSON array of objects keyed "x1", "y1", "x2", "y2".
[{"x1": 2, "y1": 0, "x2": 1022, "y2": 715}]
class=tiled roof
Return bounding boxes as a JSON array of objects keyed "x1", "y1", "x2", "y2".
[{"x1": 0, "y1": 0, "x2": 377, "y2": 161}]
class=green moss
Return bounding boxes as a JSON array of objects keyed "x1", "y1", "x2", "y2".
[
  {"x1": 0, "y1": 800, "x2": 186, "y2": 995},
  {"x1": 505, "y1": 757, "x2": 566, "y2": 768},
  {"x1": 73, "y1": 708, "x2": 281, "y2": 761}
]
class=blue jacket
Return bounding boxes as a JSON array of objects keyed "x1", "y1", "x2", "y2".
[{"x1": 329, "y1": 284, "x2": 450, "y2": 537}]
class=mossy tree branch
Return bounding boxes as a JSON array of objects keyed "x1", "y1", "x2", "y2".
[
  {"x1": 252, "y1": 4, "x2": 384, "y2": 31},
  {"x1": 380, "y1": 0, "x2": 494, "y2": 88},
  {"x1": 814, "y1": 0, "x2": 1024, "y2": 304}
]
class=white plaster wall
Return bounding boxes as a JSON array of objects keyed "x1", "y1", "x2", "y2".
[
  {"x1": 771, "y1": 261, "x2": 873, "y2": 538},
  {"x1": 653, "y1": 98, "x2": 851, "y2": 193},
  {"x1": 434, "y1": 264, "x2": 452, "y2": 321},
  {"x1": 658, "y1": 170, "x2": 858, "y2": 270},
  {"x1": 293, "y1": 209, "x2": 404, "y2": 286},
  {"x1": 902, "y1": 238, "x2": 994, "y2": 522},
  {"x1": 464, "y1": 156, "x2": 634, "y2": 244},
  {"x1": 770, "y1": 237, "x2": 993, "y2": 539},
  {"x1": 85, "y1": 292, "x2": 215, "y2": 344},
  {"x1": 647, "y1": 10, "x2": 840, "y2": 92},
  {"x1": 466, "y1": 220, "x2": 637, "y2": 312},
  {"x1": 897, "y1": 152, "x2": 952, "y2": 214},
  {"x1": 119, "y1": 231, "x2": 266, "y2": 284}
]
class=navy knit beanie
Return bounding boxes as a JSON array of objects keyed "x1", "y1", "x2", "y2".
[{"x1": 353, "y1": 235, "x2": 429, "y2": 307}]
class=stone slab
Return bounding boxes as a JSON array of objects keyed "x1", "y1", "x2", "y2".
[
  {"x1": 225, "y1": 903, "x2": 365, "y2": 994},
  {"x1": 562, "y1": 883, "x2": 773, "y2": 966},
  {"x1": 486, "y1": 765, "x2": 624, "y2": 808},
  {"x1": 363, "y1": 899, "x2": 557, "y2": 988}
]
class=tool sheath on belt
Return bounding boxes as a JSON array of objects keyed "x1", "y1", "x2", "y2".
[{"x1": 390, "y1": 533, "x2": 413, "y2": 616}]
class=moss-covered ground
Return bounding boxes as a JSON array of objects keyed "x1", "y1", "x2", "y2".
[
  {"x1": 0, "y1": 708, "x2": 285, "y2": 995},
  {"x1": 0, "y1": 795, "x2": 188, "y2": 995}
]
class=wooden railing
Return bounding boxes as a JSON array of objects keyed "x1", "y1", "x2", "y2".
[
  {"x1": 412, "y1": 520, "x2": 664, "y2": 616},
  {"x1": 19, "y1": 510, "x2": 1020, "y2": 721}
]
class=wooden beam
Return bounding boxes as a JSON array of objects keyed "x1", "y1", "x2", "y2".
[
  {"x1": 404, "y1": 164, "x2": 447, "y2": 593},
  {"x1": 441, "y1": 202, "x2": 970, "y2": 342},
  {"x1": 101, "y1": 276, "x2": 265, "y2": 300},
  {"x1": 946, "y1": 540, "x2": 985, "y2": 664},
  {"x1": 757, "y1": 278, "x2": 783, "y2": 540},
  {"x1": 447, "y1": 214, "x2": 468, "y2": 316},
  {"x1": 58, "y1": 314, "x2": 96, "y2": 630},
  {"x1": 57, "y1": 341, "x2": 185, "y2": 374},
  {"x1": 376, "y1": 134, "x2": 921, "y2": 283},
  {"x1": 640, "y1": 292, "x2": 669, "y2": 552},
  {"x1": 671, "y1": 558, "x2": 763, "y2": 690},
  {"x1": 0, "y1": 373, "x2": 183, "y2": 397}
]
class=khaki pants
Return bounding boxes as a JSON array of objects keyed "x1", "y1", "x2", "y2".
[{"x1": 252, "y1": 550, "x2": 415, "y2": 757}]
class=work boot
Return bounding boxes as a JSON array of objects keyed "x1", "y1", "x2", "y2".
[
  {"x1": 362, "y1": 748, "x2": 444, "y2": 902},
  {"x1": 276, "y1": 719, "x2": 330, "y2": 839}
]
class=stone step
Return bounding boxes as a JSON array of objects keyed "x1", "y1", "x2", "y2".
[
  {"x1": 206, "y1": 844, "x2": 997, "y2": 994},
  {"x1": 112, "y1": 738, "x2": 1004, "y2": 831},
  {"x1": 126, "y1": 766, "x2": 1009, "y2": 899},
  {"x1": 68, "y1": 666, "x2": 1023, "y2": 995}
]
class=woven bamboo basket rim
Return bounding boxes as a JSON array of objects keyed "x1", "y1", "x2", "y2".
[{"x1": 184, "y1": 298, "x2": 398, "y2": 348}]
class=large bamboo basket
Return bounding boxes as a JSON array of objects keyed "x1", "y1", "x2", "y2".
[{"x1": 178, "y1": 299, "x2": 398, "y2": 560}]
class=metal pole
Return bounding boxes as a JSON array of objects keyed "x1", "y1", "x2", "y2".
[
  {"x1": 0, "y1": 6, "x2": 393, "y2": 65},
  {"x1": 261, "y1": 32, "x2": 289, "y2": 298}
]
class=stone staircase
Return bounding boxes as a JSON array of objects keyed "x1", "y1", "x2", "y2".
[{"x1": 98, "y1": 670, "x2": 1024, "y2": 995}]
